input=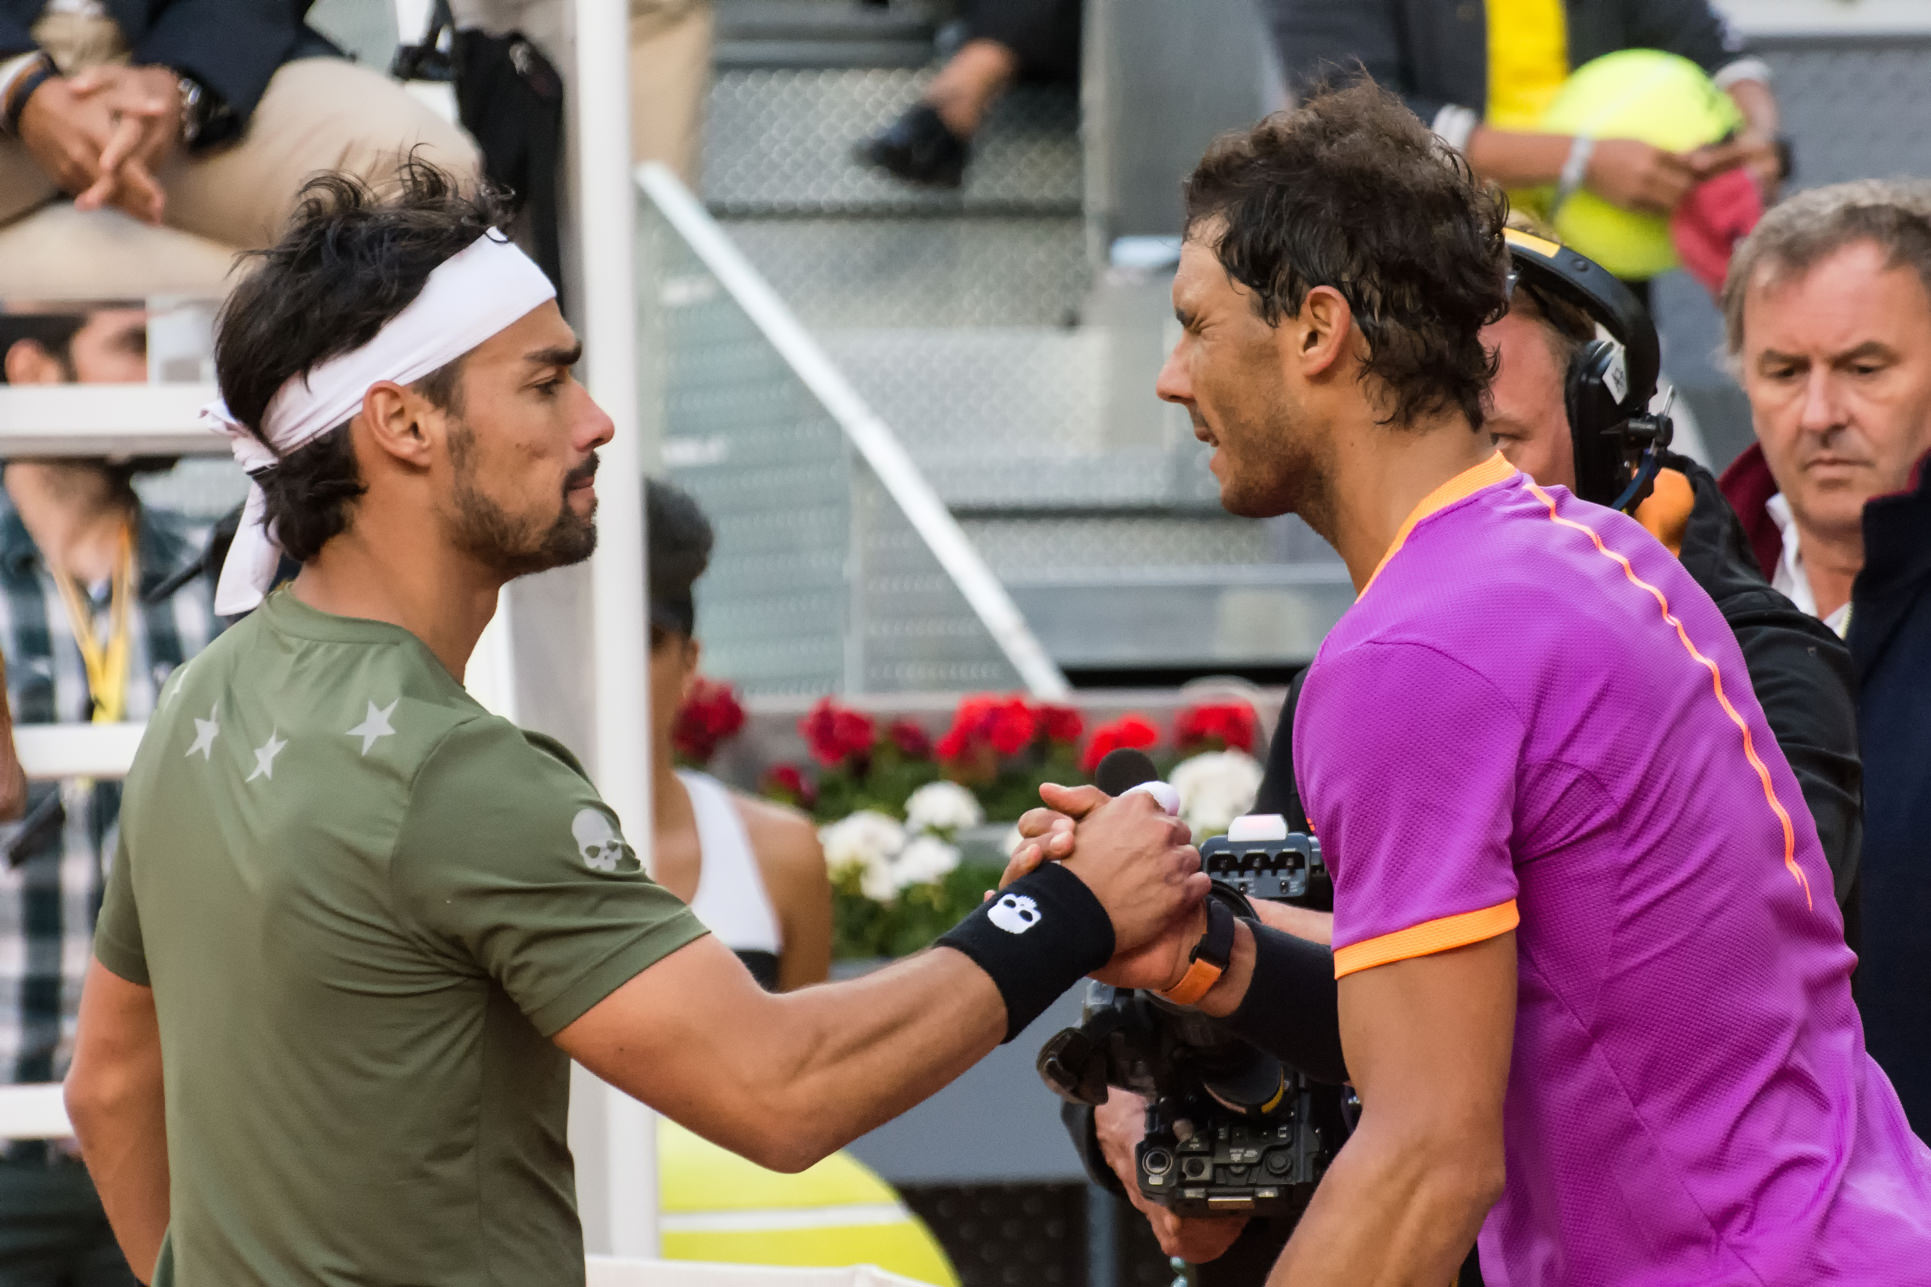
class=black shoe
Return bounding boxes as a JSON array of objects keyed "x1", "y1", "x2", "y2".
[{"x1": 855, "y1": 103, "x2": 969, "y2": 188}]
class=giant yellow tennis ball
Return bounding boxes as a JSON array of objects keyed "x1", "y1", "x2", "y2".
[
  {"x1": 657, "y1": 1121, "x2": 960, "y2": 1285},
  {"x1": 1538, "y1": 49, "x2": 1745, "y2": 280}
]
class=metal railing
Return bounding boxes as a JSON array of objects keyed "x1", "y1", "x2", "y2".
[{"x1": 636, "y1": 164, "x2": 1069, "y2": 700}]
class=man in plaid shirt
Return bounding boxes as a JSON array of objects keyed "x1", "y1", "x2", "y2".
[{"x1": 0, "y1": 305, "x2": 220, "y2": 1285}]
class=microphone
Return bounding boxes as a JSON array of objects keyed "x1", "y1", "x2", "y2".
[
  {"x1": 1094, "y1": 747, "x2": 1158, "y2": 797},
  {"x1": 1093, "y1": 747, "x2": 1180, "y2": 816}
]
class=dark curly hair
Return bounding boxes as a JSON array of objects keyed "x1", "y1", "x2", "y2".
[
  {"x1": 212, "y1": 159, "x2": 509, "y2": 562},
  {"x1": 1183, "y1": 80, "x2": 1510, "y2": 430}
]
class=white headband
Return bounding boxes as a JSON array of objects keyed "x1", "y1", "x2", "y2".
[{"x1": 200, "y1": 231, "x2": 557, "y2": 615}]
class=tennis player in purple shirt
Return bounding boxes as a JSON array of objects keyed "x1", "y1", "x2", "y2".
[{"x1": 1119, "y1": 82, "x2": 1931, "y2": 1284}]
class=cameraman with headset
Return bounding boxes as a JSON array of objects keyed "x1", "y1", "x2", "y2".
[{"x1": 1028, "y1": 129, "x2": 1881, "y2": 1278}]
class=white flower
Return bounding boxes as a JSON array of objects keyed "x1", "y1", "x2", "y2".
[
  {"x1": 859, "y1": 853, "x2": 902, "y2": 904},
  {"x1": 893, "y1": 835, "x2": 962, "y2": 891},
  {"x1": 1170, "y1": 750, "x2": 1264, "y2": 839},
  {"x1": 904, "y1": 780, "x2": 985, "y2": 835},
  {"x1": 820, "y1": 810, "x2": 908, "y2": 880},
  {"x1": 1002, "y1": 824, "x2": 1025, "y2": 858}
]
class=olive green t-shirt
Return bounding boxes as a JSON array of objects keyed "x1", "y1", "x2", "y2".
[{"x1": 95, "y1": 589, "x2": 708, "y2": 1286}]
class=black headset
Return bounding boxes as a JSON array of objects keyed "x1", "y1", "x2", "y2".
[{"x1": 1503, "y1": 227, "x2": 1674, "y2": 513}]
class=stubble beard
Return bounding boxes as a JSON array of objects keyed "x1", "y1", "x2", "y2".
[
  {"x1": 1222, "y1": 393, "x2": 1338, "y2": 543},
  {"x1": 447, "y1": 424, "x2": 599, "y2": 580}
]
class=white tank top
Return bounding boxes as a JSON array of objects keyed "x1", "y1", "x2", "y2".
[{"x1": 675, "y1": 770, "x2": 783, "y2": 957}]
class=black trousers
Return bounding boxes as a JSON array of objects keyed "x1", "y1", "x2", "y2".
[
  {"x1": 964, "y1": 0, "x2": 1082, "y2": 81},
  {"x1": 0, "y1": 1155, "x2": 138, "y2": 1287}
]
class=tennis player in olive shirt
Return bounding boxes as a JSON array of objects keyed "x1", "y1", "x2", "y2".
[{"x1": 62, "y1": 163, "x2": 1209, "y2": 1286}]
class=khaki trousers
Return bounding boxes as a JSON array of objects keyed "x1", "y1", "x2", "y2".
[
  {"x1": 0, "y1": 13, "x2": 481, "y2": 298},
  {"x1": 629, "y1": 0, "x2": 713, "y2": 185}
]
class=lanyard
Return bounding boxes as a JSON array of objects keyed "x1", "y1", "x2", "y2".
[{"x1": 51, "y1": 521, "x2": 135, "y2": 725}]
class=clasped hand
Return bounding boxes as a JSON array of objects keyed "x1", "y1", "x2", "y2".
[
  {"x1": 17, "y1": 63, "x2": 182, "y2": 224},
  {"x1": 1002, "y1": 783, "x2": 1210, "y2": 993}
]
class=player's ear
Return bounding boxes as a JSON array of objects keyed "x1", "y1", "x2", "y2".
[
  {"x1": 1296, "y1": 285, "x2": 1356, "y2": 381},
  {"x1": 359, "y1": 380, "x2": 436, "y2": 469}
]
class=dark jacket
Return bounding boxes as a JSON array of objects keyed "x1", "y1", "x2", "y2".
[
  {"x1": 1262, "y1": 0, "x2": 1754, "y2": 143},
  {"x1": 0, "y1": 0, "x2": 332, "y2": 131},
  {"x1": 1722, "y1": 443, "x2": 1931, "y2": 1136}
]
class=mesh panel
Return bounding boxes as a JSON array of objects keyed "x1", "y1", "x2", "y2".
[
  {"x1": 644, "y1": 192, "x2": 1031, "y2": 695},
  {"x1": 704, "y1": 70, "x2": 1082, "y2": 216}
]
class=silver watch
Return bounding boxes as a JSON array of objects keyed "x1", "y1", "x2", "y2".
[{"x1": 175, "y1": 73, "x2": 204, "y2": 147}]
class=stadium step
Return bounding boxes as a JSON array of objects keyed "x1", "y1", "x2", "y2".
[{"x1": 699, "y1": 8, "x2": 1345, "y2": 680}]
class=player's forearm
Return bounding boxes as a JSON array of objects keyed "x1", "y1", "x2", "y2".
[
  {"x1": 1464, "y1": 127, "x2": 1574, "y2": 189},
  {"x1": 1198, "y1": 920, "x2": 1349, "y2": 1084},
  {"x1": 1267, "y1": 1116, "x2": 1500, "y2": 1285},
  {"x1": 738, "y1": 948, "x2": 1007, "y2": 1170},
  {"x1": 67, "y1": 1061, "x2": 170, "y2": 1282}
]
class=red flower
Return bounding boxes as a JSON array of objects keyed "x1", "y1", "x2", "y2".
[
  {"x1": 1080, "y1": 715, "x2": 1161, "y2": 776},
  {"x1": 800, "y1": 698, "x2": 876, "y2": 768},
  {"x1": 889, "y1": 718, "x2": 933, "y2": 759},
  {"x1": 759, "y1": 763, "x2": 817, "y2": 808},
  {"x1": 984, "y1": 697, "x2": 1039, "y2": 756},
  {"x1": 1038, "y1": 703, "x2": 1083, "y2": 745},
  {"x1": 937, "y1": 693, "x2": 1050, "y2": 763},
  {"x1": 1175, "y1": 702, "x2": 1259, "y2": 754},
  {"x1": 672, "y1": 676, "x2": 747, "y2": 765}
]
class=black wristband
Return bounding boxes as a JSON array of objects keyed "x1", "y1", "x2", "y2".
[
  {"x1": 4, "y1": 54, "x2": 57, "y2": 136},
  {"x1": 1224, "y1": 923, "x2": 1349, "y2": 1084},
  {"x1": 937, "y1": 863, "x2": 1114, "y2": 1043}
]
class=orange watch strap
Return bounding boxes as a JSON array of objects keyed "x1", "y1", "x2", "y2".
[{"x1": 1159, "y1": 954, "x2": 1226, "y2": 1007}]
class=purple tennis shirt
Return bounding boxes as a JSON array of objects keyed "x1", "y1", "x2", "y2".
[{"x1": 1294, "y1": 454, "x2": 1931, "y2": 1284}]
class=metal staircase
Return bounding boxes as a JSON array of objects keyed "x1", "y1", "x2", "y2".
[{"x1": 698, "y1": 0, "x2": 1348, "y2": 684}]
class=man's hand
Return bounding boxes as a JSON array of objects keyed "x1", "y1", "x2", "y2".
[
  {"x1": 1585, "y1": 138, "x2": 1699, "y2": 215},
  {"x1": 1000, "y1": 784, "x2": 1207, "y2": 988},
  {"x1": 1053, "y1": 786, "x2": 1207, "y2": 957},
  {"x1": 16, "y1": 73, "x2": 126, "y2": 200},
  {"x1": 66, "y1": 65, "x2": 180, "y2": 223},
  {"x1": 1096, "y1": 1089, "x2": 1250, "y2": 1263}
]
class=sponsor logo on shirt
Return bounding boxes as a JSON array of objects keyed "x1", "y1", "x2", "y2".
[{"x1": 572, "y1": 806, "x2": 640, "y2": 873}]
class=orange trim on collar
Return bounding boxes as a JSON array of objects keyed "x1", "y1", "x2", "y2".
[{"x1": 1361, "y1": 453, "x2": 1518, "y2": 596}]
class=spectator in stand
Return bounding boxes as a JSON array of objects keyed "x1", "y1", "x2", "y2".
[
  {"x1": 856, "y1": 0, "x2": 1080, "y2": 189},
  {"x1": 0, "y1": 305, "x2": 221, "y2": 1284},
  {"x1": 1260, "y1": 0, "x2": 1786, "y2": 285},
  {"x1": 643, "y1": 478, "x2": 830, "y2": 992},
  {"x1": 0, "y1": 0, "x2": 478, "y2": 292},
  {"x1": 1718, "y1": 180, "x2": 1931, "y2": 1136}
]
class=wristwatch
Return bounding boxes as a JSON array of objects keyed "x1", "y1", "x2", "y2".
[
  {"x1": 1158, "y1": 894, "x2": 1237, "y2": 1008},
  {"x1": 173, "y1": 71, "x2": 230, "y2": 150},
  {"x1": 2, "y1": 51, "x2": 58, "y2": 137}
]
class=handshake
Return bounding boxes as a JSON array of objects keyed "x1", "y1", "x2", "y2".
[
  {"x1": 992, "y1": 752, "x2": 1341, "y2": 1266},
  {"x1": 997, "y1": 755, "x2": 1217, "y2": 998}
]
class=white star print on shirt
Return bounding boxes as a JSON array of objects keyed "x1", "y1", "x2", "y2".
[
  {"x1": 247, "y1": 730, "x2": 287, "y2": 782},
  {"x1": 185, "y1": 706, "x2": 219, "y2": 760},
  {"x1": 347, "y1": 700, "x2": 398, "y2": 756}
]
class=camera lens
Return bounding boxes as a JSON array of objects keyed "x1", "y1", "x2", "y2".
[{"x1": 1142, "y1": 1148, "x2": 1173, "y2": 1177}]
